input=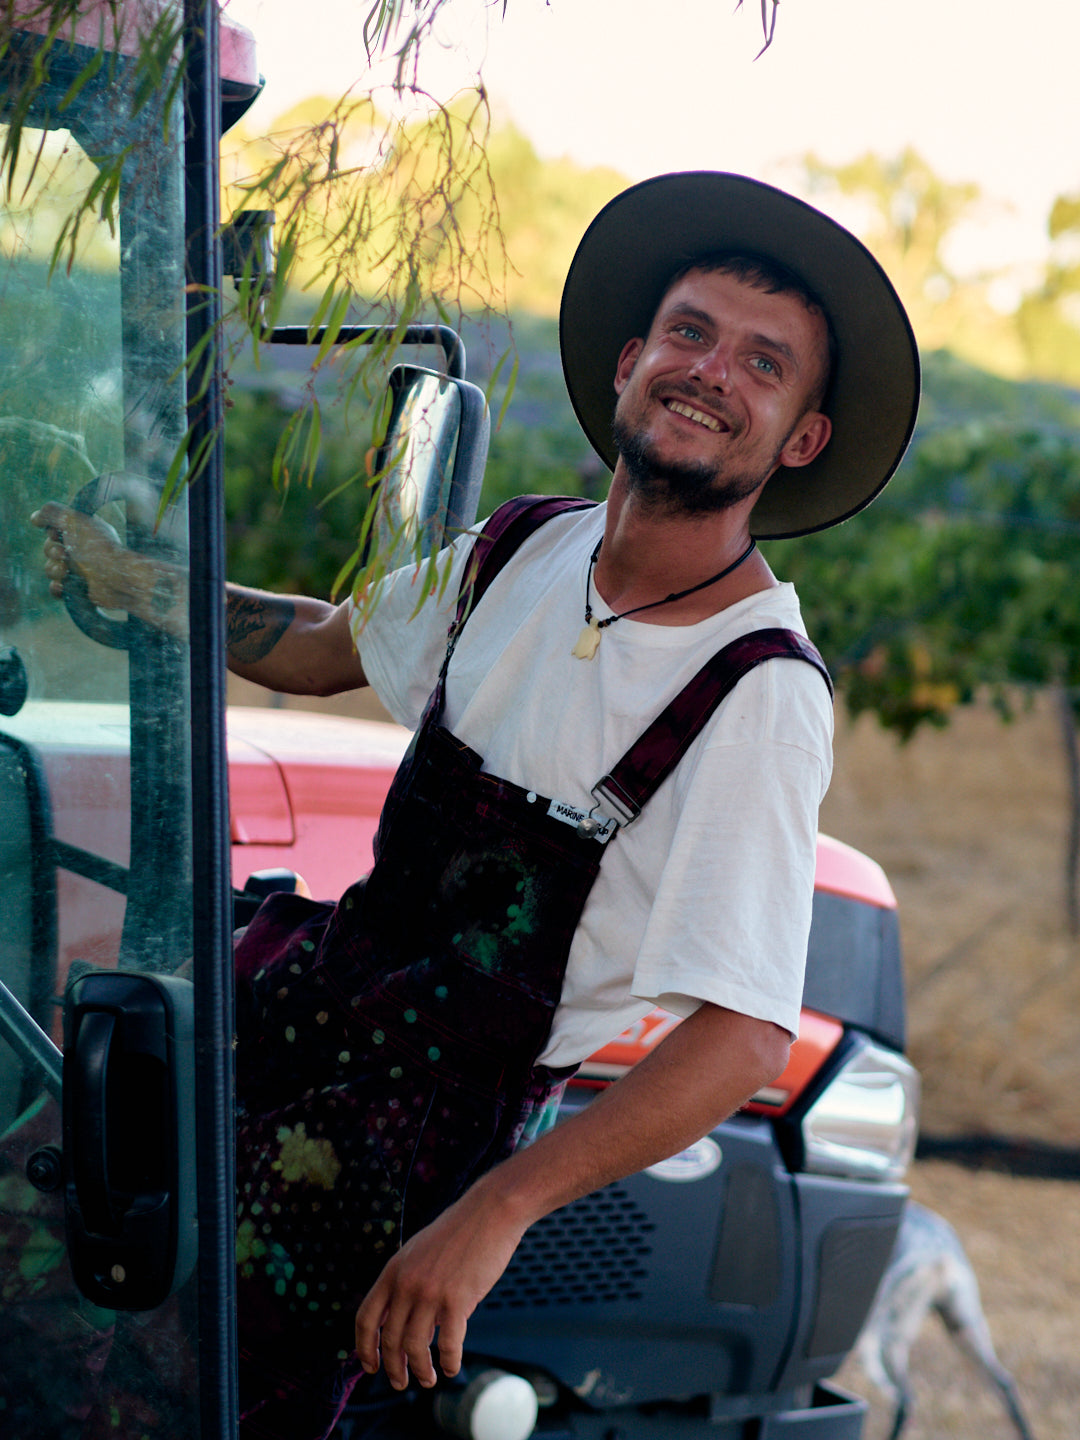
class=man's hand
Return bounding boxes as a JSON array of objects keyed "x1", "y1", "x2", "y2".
[
  {"x1": 31, "y1": 502, "x2": 126, "y2": 607},
  {"x1": 31, "y1": 500, "x2": 190, "y2": 639},
  {"x1": 353, "y1": 1004, "x2": 790, "y2": 1391},
  {"x1": 354, "y1": 1174, "x2": 527, "y2": 1390}
]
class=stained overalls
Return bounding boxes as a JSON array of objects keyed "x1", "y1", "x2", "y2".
[{"x1": 229, "y1": 495, "x2": 831, "y2": 1438}]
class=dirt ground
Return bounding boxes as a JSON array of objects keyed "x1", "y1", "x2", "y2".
[
  {"x1": 820, "y1": 695, "x2": 1080, "y2": 1149},
  {"x1": 819, "y1": 698, "x2": 1079, "y2": 1440},
  {"x1": 229, "y1": 678, "x2": 1080, "y2": 1439}
]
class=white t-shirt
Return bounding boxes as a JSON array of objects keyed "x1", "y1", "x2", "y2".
[{"x1": 351, "y1": 503, "x2": 833, "y2": 1068}]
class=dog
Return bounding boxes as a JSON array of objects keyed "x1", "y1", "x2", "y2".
[{"x1": 855, "y1": 1200, "x2": 1036, "y2": 1440}]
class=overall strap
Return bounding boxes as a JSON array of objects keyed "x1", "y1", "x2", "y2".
[
  {"x1": 445, "y1": 494, "x2": 598, "y2": 660},
  {"x1": 592, "y1": 628, "x2": 833, "y2": 826}
]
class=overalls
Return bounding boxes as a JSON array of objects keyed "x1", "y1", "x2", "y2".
[{"x1": 229, "y1": 495, "x2": 832, "y2": 1437}]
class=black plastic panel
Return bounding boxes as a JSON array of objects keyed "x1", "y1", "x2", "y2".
[
  {"x1": 709, "y1": 1161, "x2": 783, "y2": 1308},
  {"x1": 803, "y1": 892, "x2": 905, "y2": 1050},
  {"x1": 805, "y1": 1215, "x2": 900, "y2": 1359}
]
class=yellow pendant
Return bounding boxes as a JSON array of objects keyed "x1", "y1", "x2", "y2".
[{"x1": 572, "y1": 618, "x2": 602, "y2": 660}]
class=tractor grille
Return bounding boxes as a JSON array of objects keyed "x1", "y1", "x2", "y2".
[{"x1": 482, "y1": 1186, "x2": 656, "y2": 1309}]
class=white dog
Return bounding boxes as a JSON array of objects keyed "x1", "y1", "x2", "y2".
[{"x1": 855, "y1": 1201, "x2": 1035, "y2": 1440}]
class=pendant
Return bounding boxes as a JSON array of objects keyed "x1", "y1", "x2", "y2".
[{"x1": 572, "y1": 618, "x2": 601, "y2": 660}]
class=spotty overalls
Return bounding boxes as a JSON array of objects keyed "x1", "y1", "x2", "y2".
[{"x1": 230, "y1": 495, "x2": 831, "y2": 1437}]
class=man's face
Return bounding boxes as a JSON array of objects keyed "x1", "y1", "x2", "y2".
[{"x1": 611, "y1": 268, "x2": 832, "y2": 517}]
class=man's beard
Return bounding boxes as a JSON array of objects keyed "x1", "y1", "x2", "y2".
[{"x1": 612, "y1": 410, "x2": 785, "y2": 519}]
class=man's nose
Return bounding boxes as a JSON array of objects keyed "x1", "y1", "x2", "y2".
[{"x1": 688, "y1": 342, "x2": 732, "y2": 390}]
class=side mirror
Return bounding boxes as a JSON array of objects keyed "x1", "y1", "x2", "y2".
[{"x1": 370, "y1": 364, "x2": 489, "y2": 568}]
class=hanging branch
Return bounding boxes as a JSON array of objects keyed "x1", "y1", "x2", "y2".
[{"x1": 735, "y1": 0, "x2": 781, "y2": 57}]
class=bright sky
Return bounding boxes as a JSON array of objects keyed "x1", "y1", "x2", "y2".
[{"x1": 225, "y1": 0, "x2": 1080, "y2": 293}]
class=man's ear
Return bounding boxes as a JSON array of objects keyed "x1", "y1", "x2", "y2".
[
  {"x1": 779, "y1": 411, "x2": 832, "y2": 470},
  {"x1": 613, "y1": 338, "x2": 644, "y2": 396}
]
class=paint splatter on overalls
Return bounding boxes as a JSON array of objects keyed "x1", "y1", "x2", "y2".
[{"x1": 229, "y1": 494, "x2": 832, "y2": 1439}]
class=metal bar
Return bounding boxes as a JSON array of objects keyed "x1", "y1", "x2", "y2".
[
  {"x1": 268, "y1": 322, "x2": 467, "y2": 380},
  {"x1": 0, "y1": 978, "x2": 62, "y2": 1101},
  {"x1": 184, "y1": 1, "x2": 237, "y2": 1433},
  {"x1": 50, "y1": 840, "x2": 128, "y2": 895}
]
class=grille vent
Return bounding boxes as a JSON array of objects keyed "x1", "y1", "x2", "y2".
[{"x1": 482, "y1": 1187, "x2": 656, "y2": 1310}]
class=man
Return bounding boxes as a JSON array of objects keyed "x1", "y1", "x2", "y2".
[{"x1": 34, "y1": 172, "x2": 919, "y2": 1435}]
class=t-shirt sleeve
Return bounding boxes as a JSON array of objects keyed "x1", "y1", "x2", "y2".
[
  {"x1": 348, "y1": 534, "x2": 477, "y2": 730},
  {"x1": 627, "y1": 660, "x2": 833, "y2": 1039}
]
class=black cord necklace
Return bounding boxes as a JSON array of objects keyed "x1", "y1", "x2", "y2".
[{"x1": 572, "y1": 535, "x2": 758, "y2": 660}]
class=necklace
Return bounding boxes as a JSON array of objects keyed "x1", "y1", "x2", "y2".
[{"x1": 572, "y1": 535, "x2": 758, "y2": 660}]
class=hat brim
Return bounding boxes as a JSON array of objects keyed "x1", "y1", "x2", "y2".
[{"x1": 559, "y1": 172, "x2": 920, "y2": 539}]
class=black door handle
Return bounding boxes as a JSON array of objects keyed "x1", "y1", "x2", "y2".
[{"x1": 63, "y1": 971, "x2": 197, "y2": 1309}]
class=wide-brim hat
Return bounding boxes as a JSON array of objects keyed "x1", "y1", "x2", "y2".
[{"x1": 559, "y1": 171, "x2": 920, "y2": 539}]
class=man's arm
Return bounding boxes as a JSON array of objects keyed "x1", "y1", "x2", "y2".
[
  {"x1": 354, "y1": 1002, "x2": 790, "y2": 1390},
  {"x1": 225, "y1": 585, "x2": 365, "y2": 695},
  {"x1": 32, "y1": 502, "x2": 367, "y2": 694}
]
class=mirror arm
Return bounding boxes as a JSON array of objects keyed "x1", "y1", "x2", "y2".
[{"x1": 268, "y1": 324, "x2": 466, "y2": 380}]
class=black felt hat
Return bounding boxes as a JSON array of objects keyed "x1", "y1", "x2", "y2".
[{"x1": 559, "y1": 172, "x2": 920, "y2": 538}]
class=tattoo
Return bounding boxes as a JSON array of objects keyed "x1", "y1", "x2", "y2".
[{"x1": 227, "y1": 592, "x2": 296, "y2": 664}]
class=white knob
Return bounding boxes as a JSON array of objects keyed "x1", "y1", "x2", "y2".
[{"x1": 433, "y1": 1369, "x2": 539, "y2": 1440}]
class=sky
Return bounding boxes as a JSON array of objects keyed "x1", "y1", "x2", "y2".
[{"x1": 223, "y1": 0, "x2": 1080, "y2": 295}]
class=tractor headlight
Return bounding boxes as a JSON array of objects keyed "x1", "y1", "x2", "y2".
[{"x1": 800, "y1": 1039, "x2": 920, "y2": 1182}]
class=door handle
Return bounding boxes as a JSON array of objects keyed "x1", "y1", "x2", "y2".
[{"x1": 63, "y1": 971, "x2": 197, "y2": 1309}]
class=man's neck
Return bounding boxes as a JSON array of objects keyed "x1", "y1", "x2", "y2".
[{"x1": 593, "y1": 471, "x2": 777, "y2": 625}]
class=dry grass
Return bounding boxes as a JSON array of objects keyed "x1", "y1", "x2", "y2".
[
  {"x1": 823, "y1": 696, "x2": 1080, "y2": 1438},
  {"x1": 820, "y1": 694, "x2": 1080, "y2": 1147}
]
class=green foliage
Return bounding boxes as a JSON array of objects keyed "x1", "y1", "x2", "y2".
[
  {"x1": 223, "y1": 383, "x2": 381, "y2": 599},
  {"x1": 766, "y1": 351, "x2": 1080, "y2": 738},
  {"x1": 478, "y1": 314, "x2": 598, "y2": 511}
]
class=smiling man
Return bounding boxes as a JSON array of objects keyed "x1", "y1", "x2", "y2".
[{"x1": 33, "y1": 172, "x2": 919, "y2": 1440}]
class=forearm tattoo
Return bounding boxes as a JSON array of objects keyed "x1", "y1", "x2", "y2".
[{"x1": 227, "y1": 592, "x2": 296, "y2": 664}]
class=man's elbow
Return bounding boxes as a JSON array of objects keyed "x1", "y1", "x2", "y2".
[
  {"x1": 723, "y1": 1012, "x2": 791, "y2": 1096},
  {"x1": 688, "y1": 1004, "x2": 792, "y2": 1105},
  {"x1": 753, "y1": 1022, "x2": 792, "y2": 1091}
]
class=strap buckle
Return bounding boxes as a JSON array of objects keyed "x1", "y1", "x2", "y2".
[{"x1": 591, "y1": 777, "x2": 640, "y2": 828}]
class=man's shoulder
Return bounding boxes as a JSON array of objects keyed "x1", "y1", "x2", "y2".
[{"x1": 719, "y1": 580, "x2": 809, "y2": 641}]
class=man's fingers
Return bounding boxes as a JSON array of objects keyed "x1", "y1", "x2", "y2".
[
  {"x1": 436, "y1": 1312, "x2": 467, "y2": 1380},
  {"x1": 373, "y1": 1303, "x2": 439, "y2": 1391},
  {"x1": 354, "y1": 1286, "x2": 388, "y2": 1376},
  {"x1": 30, "y1": 502, "x2": 69, "y2": 532}
]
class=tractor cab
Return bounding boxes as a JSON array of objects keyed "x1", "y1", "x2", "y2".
[{"x1": 0, "y1": 5, "x2": 486, "y2": 1434}]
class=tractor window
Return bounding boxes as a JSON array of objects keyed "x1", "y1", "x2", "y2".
[{"x1": 0, "y1": 28, "x2": 208, "y2": 1435}]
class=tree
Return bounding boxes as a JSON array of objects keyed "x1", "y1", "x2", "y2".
[
  {"x1": 1016, "y1": 191, "x2": 1080, "y2": 385},
  {"x1": 767, "y1": 350, "x2": 1080, "y2": 926},
  {"x1": 799, "y1": 149, "x2": 1025, "y2": 373}
]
